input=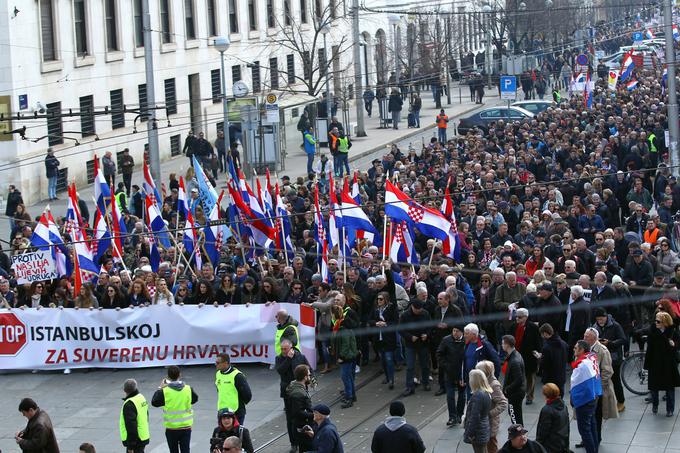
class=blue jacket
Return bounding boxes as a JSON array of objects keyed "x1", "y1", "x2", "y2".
[
  {"x1": 311, "y1": 418, "x2": 343, "y2": 453},
  {"x1": 304, "y1": 131, "x2": 317, "y2": 155},
  {"x1": 464, "y1": 336, "x2": 501, "y2": 379}
]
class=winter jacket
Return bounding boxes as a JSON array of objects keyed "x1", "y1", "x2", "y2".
[
  {"x1": 151, "y1": 380, "x2": 199, "y2": 410},
  {"x1": 437, "y1": 334, "x2": 466, "y2": 382},
  {"x1": 643, "y1": 325, "x2": 680, "y2": 391},
  {"x1": 513, "y1": 320, "x2": 542, "y2": 375},
  {"x1": 590, "y1": 341, "x2": 618, "y2": 420},
  {"x1": 276, "y1": 315, "x2": 300, "y2": 349},
  {"x1": 388, "y1": 94, "x2": 403, "y2": 112},
  {"x1": 498, "y1": 438, "x2": 548, "y2": 453},
  {"x1": 464, "y1": 390, "x2": 492, "y2": 445},
  {"x1": 464, "y1": 336, "x2": 501, "y2": 379},
  {"x1": 369, "y1": 303, "x2": 399, "y2": 351},
  {"x1": 657, "y1": 249, "x2": 678, "y2": 276},
  {"x1": 333, "y1": 322, "x2": 358, "y2": 362},
  {"x1": 488, "y1": 376, "x2": 508, "y2": 438},
  {"x1": 285, "y1": 380, "x2": 313, "y2": 438},
  {"x1": 210, "y1": 424, "x2": 254, "y2": 453},
  {"x1": 593, "y1": 316, "x2": 626, "y2": 363},
  {"x1": 17, "y1": 408, "x2": 60, "y2": 453},
  {"x1": 370, "y1": 416, "x2": 426, "y2": 453},
  {"x1": 399, "y1": 307, "x2": 432, "y2": 349},
  {"x1": 275, "y1": 350, "x2": 311, "y2": 398},
  {"x1": 536, "y1": 398, "x2": 570, "y2": 453},
  {"x1": 540, "y1": 333, "x2": 569, "y2": 393},
  {"x1": 44, "y1": 155, "x2": 60, "y2": 178},
  {"x1": 303, "y1": 131, "x2": 317, "y2": 155},
  {"x1": 121, "y1": 391, "x2": 149, "y2": 449},
  {"x1": 502, "y1": 350, "x2": 527, "y2": 401},
  {"x1": 312, "y1": 418, "x2": 344, "y2": 453}
]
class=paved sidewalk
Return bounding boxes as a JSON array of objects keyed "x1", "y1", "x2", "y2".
[{"x1": 2, "y1": 83, "x2": 498, "y2": 241}]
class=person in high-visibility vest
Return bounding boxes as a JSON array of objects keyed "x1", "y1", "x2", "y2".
[
  {"x1": 120, "y1": 379, "x2": 150, "y2": 453},
  {"x1": 215, "y1": 352, "x2": 252, "y2": 425},
  {"x1": 436, "y1": 109, "x2": 449, "y2": 144},
  {"x1": 151, "y1": 365, "x2": 199, "y2": 453},
  {"x1": 335, "y1": 132, "x2": 352, "y2": 178},
  {"x1": 275, "y1": 309, "x2": 300, "y2": 356}
]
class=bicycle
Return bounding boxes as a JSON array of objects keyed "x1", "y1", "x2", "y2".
[{"x1": 621, "y1": 351, "x2": 649, "y2": 395}]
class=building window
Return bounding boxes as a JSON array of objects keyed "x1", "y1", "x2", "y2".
[
  {"x1": 267, "y1": 0, "x2": 275, "y2": 28},
  {"x1": 170, "y1": 135, "x2": 182, "y2": 156},
  {"x1": 165, "y1": 78, "x2": 177, "y2": 115},
  {"x1": 110, "y1": 89, "x2": 125, "y2": 129},
  {"x1": 40, "y1": 0, "x2": 57, "y2": 61},
  {"x1": 251, "y1": 62, "x2": 261, "y2": 93},
  {"x1": 248, "y1": 0, "x2": 257, "y2": 31},
  {"x1": 270, "y1": 57, "x2": 279, "y2": 90},
  {"x1": 105, "y1": 0, "x2": 118, "y2": 51},
  {"x1": 46, "y1": 102, "x2": 63, "y2": 146},
  {"x1": 318, "y1": 48, "x2": 326, "y2": 76},
  {"x1": 286, "y1": 54, "x2": 295, "y2": 85},
  {"x1": 74, "y1": 0, "x2": 89, "y2": 57},
  {"x1": 184, "y1": 0, "x2": 196, "y2": 40},
  {"x1": 284, "y1": 0, "x2": 291, "y2": 26},
  {"x1": 133, "y1": 0, "x2": 143, "y2": 47},
  {"x1": 211, "y1": 69, "x2": 221, "y2": 103},
  {"x1": 232, "y1": 65, "x2": 242, "y2": 82},
  {"x1": 207, "y1": 0, "x2": 217, "y2": 36},
  {"x1": 80, "y1": 95, "x2": 95, "y2": 137},
  {"x1": 138, "y1": 83, "x2": 148, "y2": 122},
  {"x1": 160, "y1": 0, "x2": 172, "y2": 43},
  {"x1": 302, "y1": 50, "x2": 311, "y2": 80},
  {"x1": 300, "y1": 0, "x2": 308, "y2": 23},
  {"x1": 229, "y1": 0, "x2": 239, "y2": 34},
  {"x1": 86, "y1": 159, "x2": 96, "y2": 184}
]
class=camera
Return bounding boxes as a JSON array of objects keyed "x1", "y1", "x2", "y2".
[{"x1": 209, "y1": 437, "x2": 223, "y2": 450}]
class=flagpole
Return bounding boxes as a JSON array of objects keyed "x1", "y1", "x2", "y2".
[
  {"x1": 91, "y1": 196, "x2": 129, "y2": 273},
  {"x1": 382, "y1": 218, "x2": 389, "y2": 277},
  {"x1": 169, "y1": 232, "x2": 198, "y2": 279},
  {"x1": 279, "y1": 215, "x2": 289, "y2": 267},
  {"x1": 342, "y1": 224, "x2": 347, "y2": 283},
  {"x1": 428, "y1": 239, "x2": 438, "y2": 266}
]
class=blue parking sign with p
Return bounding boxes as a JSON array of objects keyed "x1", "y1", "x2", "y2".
[
  {"x1": 632, "y1": 32, "x2": 643, "y2": 43},
  {"x1": 500, "y1": 75, "x2": 517, "y2": 100}
]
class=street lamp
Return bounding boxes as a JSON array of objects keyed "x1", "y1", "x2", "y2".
[
  {"x1": 214, "y1": 36, "x2": 231, "y2": 161},
  {"x1": 482, "y1": 4, "x2": 493, "y2": 89},
  {"x1": 388, "y1": 14, "x2": 401, "y2": 87},
  {"x1": 320, "y1": 23, "x2": 332, "y2": 119}
]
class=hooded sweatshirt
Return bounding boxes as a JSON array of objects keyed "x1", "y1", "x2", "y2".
[
  {"x1": 370, "y1": 416, "x2": 426, "y2": 453},
  {"x1": 151, "y1": 380, "x2": 199, "y2": 429}
]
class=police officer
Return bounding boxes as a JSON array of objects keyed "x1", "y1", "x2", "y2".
[
  {"x1": 120, "y1": 379, "x2": 150, "y2": 453},
  {"x1": 152, "y1": 365, "x2": 199, "y2": 453},
  {"x1": 215, "y1": 353, "x2": 252, "y2": 425}
]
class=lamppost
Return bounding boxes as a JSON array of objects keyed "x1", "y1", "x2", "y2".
[
  {"x1": 320, "y1": 23, "x2": 332, "y2": 119},
  {"x1": 214, "y1": 36, "x2": 231, "y2": 160},
  {"x1": 388, "y1": 14, "x2": 401, "y2": 87}
]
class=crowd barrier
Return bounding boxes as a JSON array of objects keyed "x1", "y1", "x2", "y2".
[{"x1": 0, "y1": 303, "x2": 316, "y2": 370}]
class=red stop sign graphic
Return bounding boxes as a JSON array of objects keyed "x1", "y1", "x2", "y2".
[{"x1": 0, "y1": 312, "x2": 27, "y2": 355}]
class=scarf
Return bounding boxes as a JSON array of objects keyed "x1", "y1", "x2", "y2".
[{"x1": 332, "y1": 317, "x2": 344, "y2": 333}]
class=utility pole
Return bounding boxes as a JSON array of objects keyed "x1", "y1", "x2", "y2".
[
  {"x1": 664, "y1": 0, "x2": 679, "y2": 174},
  {"x1": 142, "y1": 0, "x2": 161, "y2": 182},
  {"x1": 352, "y1": 0, "x2": 366, "y2": 137}
]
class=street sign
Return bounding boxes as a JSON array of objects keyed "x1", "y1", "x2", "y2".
[
  {"x1": 18, "y1": 94, "x2": 27, "y2": 110},
  {"x1": 576, "y1": 54, "x2": 589, "y2": 66},
  {"x1": 632, "y1": 31, "x2": 643, "y2": 44},
  {"x1": 499, "y1": 75, "x2": 517, "y2": 101}
]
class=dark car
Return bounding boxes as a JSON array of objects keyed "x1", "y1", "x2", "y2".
[{"x1": 456, "y1": 106, "x2": 534, "y2": 136}]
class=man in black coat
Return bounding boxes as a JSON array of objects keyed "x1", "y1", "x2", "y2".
[
  {"x1": 437, "y1": 325, "x2": 467, "y2": 425},
  {"x1": 399, "y1": 299, "x2": 432, "y2": 396},
  {"x1": 591, "y1": 272, "x2": 618, "y2": 316},
  {"x1": 537, "y1": 323, "x2": 569, "y2": 397},
  {"x1": 16, "y1": 398, "x2": 60, "y2": 453},
  {"x1": 564, "y1": 285, "x2": 591, "y2": 358},
  {"x1": 371, "y1": 401, "x2": 426, "y2": 453},
  {"x1": 275, "y1": 339, "x2": 311, "y2": 399},
  {"x1": 534, "y1": 282, "x2": 564, "y2": 337},
  {"x1": 285, "y1": 364, "x2": 313, "y2": 453},
  {"x1": 501, "y1": 335, "x2": 527, "y2": 425},
  {"x1": 431, "y1": 291, "x2": 464, "y2": 395},
  {"x1": 593, "y1": 307, "x2": 627, "y2": 411},
  {"x1": 511, "y1": 308, "x2": 542, "y2": 405}
]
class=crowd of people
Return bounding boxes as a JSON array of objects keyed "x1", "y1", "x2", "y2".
[{"x1": 5, "y1": 17, "x2": 680, "y2": 453}]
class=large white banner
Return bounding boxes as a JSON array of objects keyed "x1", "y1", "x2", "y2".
[{"x1": 0, "y1": 303, "x2": 316, "y2": 370}]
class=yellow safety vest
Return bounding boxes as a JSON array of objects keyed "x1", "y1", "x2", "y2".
[
  {"x1": 338, "y1": 137, "x2": 350, "y2": 154},
  {"x1": 331, "y1": 307, "x2": 351, "y2": 328},
  {"x1": 120, "y1": 393, "x2": 150, "y2": 442},
  {"x1": 115, "y1": 192, "x2": 126, "y2": 212},
  {"x1": 215, "y1": 368, "x2": 242, "y2": 411},
  {"x1": 649, "y1": 133, "x2": 657, "y2": 153},
  {"x1": 275, "y1": 324, "x2": 300, "y2": 355},
  {"x1": 162, "y1": 385, "x2": 194, "y2": 429}
]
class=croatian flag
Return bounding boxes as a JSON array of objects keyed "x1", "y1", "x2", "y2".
[
  {"x1": 673, "y1": 25, "x2": 679, "y2": 42},
  {"x1": 143, "y1": 159, "x2": 163, "y2": 211},
  {"x1": 626, "y1": 79, "x2": 639, "y2": 91},
  {"x1": 93, "y1": 155, "x2": 112, "y2": 217},
  {"x1": 339, "y1": 190, "x2": 377, "y2": 235},
  {"x1": 314, "y1": 186, "x2": 330, "y2": 283},
  {"x1": 30, "y1": 208, "x2": 72, "y2": 277},
  {"x1": 389, "y1": 221, "x2": 419, "y2": 265},
  {"x1": 584, "y1": 72, "x2": 593, "y2": 110},
  {"x1": 109, "y1": 182, "x2": 126, "y2": 260},
  {"x1": 91, "y1": 208, "x2": 111, "y2": 264},
  {"x1": 351, "y1": 171, "x2": 361, "y2": 204},
  {"x1": 619, "y1": 51, "x2": 635, "y2": 81},
  {"x1": 440, "y1": 181, "x2": 461, "y2": 261},
  {"x1": 66, "y1": 188, "x2": 100, "y2": 291},
  {"x1": 662, "y1": 66, "x2": 668, "y2": 90},
  {"x1": 228, "y1": 184, "x2": 275, "y2": 249},
  {"x1": 145, "y1": 195, "x2": 165, "y2": 271},
  {"x1": 384, "y1": 180, "x2": 451, "y2": 241},
  {"x1": 570, "y1": 352, "x2": 603, "y2": 408},
  {"x1": 65, "y1": 184, "x2": 88, "y2": 243},
  {"x1": 328, "y1": 176, "x2": 344, "y2": 256},
  {"x1": 275, "y1": 183, "x2": 295, "y2": 261},
  {"x1": 203, "y1": 191, "x2": 225, "y2": 266},
  {"x1": 645, "y1": 29, "x2": 655, "y2": 39},
  {"x1": 179, "y1": 177, "x2": 202, "y2": 269}
]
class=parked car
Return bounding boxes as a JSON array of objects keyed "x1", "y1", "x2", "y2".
[
  {"x1": 457, "y1": 106, "x2": 534, "y2": 135},
  {"x1": 511, "y1": 100, "x2": 554, "y2": 114}
]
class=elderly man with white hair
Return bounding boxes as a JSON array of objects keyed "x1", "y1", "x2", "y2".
[
  {"x1": 463, "y1": 323, "x2": 501, "y2": 397},
  {"x1": 565, "y1": 285, "x2": 592, "y2": 358},
  {"x1": 510, "y1": 308, "x2": 542, "y2": 405},
  {"x1": 494, "y1": 271, "x2": 527, "y2": 335}
]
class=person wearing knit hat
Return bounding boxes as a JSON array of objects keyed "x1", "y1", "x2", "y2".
[{"x1": 370, "y1": 401, "x2": 425, "y2": 453}]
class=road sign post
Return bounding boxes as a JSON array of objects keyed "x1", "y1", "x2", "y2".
[{"x1": 500, "y1": 75, "x2": 517, "y2": 109}]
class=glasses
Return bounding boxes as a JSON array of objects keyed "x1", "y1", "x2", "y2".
[
  {"x1": 655, "y1": 320, "x2": 663, "y2": 324},
  {"x1": 662, "y1": 243, "x2": 670, "y2": 247},
  {"x1": 36, "y1": 285, "x2": 43, "y2": 289},
  {"x1": 563, "y1": 248, "x2": 571, "y2": 252},
  {"x1": 596, "y1": 238, "x2": 604, "y2": 241},
  {"x1": 376, "y1": 297, "x2": 384, "y2": 300}
]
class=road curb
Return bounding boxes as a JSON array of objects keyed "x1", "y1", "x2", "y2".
[{"x1": 348, "y1": 102, "x2": 485, "y2": 164}]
